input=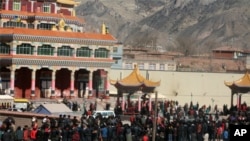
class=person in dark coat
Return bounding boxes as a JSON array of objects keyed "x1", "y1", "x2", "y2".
[
  {"x1": 2, "y1": 128, "x2": 15, "y2": 141},
  {"x1": 15, "y1": 126, "x2": 23, "y2": 141}
]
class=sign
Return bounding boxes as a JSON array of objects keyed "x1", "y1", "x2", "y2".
[{"x1": 230, "y1": 124, "x2": 250, "y2": 141}]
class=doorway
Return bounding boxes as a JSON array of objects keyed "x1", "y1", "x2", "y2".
[
  {"x1": 40, "y1": 79, "x2": 51, "y2": 98},
  {"x1": 78, "y1": 81, "x2": 86, "y2": 98}
]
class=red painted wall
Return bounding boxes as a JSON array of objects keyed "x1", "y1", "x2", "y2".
[
  {"x1": 213, "y1": 51, "x2": 234, "y2": 59},
  {"x1": 8, "y1": 0, "x2": 13, "y2": 10}
]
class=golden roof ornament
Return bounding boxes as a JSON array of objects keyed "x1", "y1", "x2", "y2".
[
  {"x1": 51, "y1": 25, "x2": 57, "y2": 31},
  {"x1": 66, "y1": 26, "x2": 72, "y2": 32},
  {"x1": 58, "y1": 19, "x2": 65, "y2": 31},
  {"x1": 102, "y1": 22, "x2": 106, "y2": 34}
]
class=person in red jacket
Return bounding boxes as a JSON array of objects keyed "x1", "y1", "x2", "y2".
[
  {"x1": 72, "y1": 129, "x2": 80, "y2": 141},
  {"x1": 142, "y1": 132, "x2": 149, "y2": 141},
  {"x1": 30, "y1": 127, "x2": 37, "y2": 141},
  {"x1": 23, "y1": 125, "x2": 30, "y2": 141}
]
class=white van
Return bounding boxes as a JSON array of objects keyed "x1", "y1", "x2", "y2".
[{"x1": 92, "y1": 110, "x2": 116, "y2": 118}]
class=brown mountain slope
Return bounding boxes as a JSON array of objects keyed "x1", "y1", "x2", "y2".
[{"x1": 76, "y1": 0, "x2": 250, "y2": 54}]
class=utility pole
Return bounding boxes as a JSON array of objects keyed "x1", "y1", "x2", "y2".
[{"x1": 152, "y1": 91, "x2": 158, "y2": 141}]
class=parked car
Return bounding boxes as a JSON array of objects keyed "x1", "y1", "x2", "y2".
[{"x1": 92, "y1": 110, "x2": 115, "y2": 118}]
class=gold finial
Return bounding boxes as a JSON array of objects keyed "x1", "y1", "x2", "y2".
[
  {"x1": 51, "y1": 25, "x2": 57, "y2": 31},
  {"x1": 66, "y1": 26, "x2": 72, "y2": 32},
  {"x1": 58, "y1": 19, "x2": 65, "y2": 31},
  {"x1": 102, "y1": 22, "x2": 106, "y2": 34}
]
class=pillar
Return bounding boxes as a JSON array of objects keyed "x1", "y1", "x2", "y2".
[
  {"x1": 31, "y1": 1, "x2": 34, "y2": 12},
  {"x1": 138, "y1": 95, "x2": 141, "y2": 113},
  {"x1": 54, "y1": 48, "x2": 57, "y2": 57},
  {"x1": 53, "y1": 3, "x2": 57, "y2": 14},
  {"x1": 88, "y1": 71, "x2": 93, "y2": 98},
  {"x1": 70, "y1": 70, "x2": 75, "y2": 98},
  {"x1": 91, "y1": 49, "x2": 95, "y2": 58},
  {"x1": 31, "y1": 69, "x2": 36, "y2": 98},
  {"x1": 105, "y1": 71, "x2": 110, "y2": 99},
  {"x1": 109, "y1": 48, "x2": 113, "y2": 59},
  {"x1": 33, "y1": 45, "x2": 37, "y2": 56},
  {"x1": 51, "y1": 70, "x2": 56, "y2": 99},
  {"x1": 122, "y1": 95, "x2": 125, "y2": 112},
  {"x1": 73, "y1": 49, "x2": 76, "y2": 58},
  {"x1": 5, "y1": 0, "x2": 9, "y2": 10},
  {"x1": 10, "y1": 67, "x2": 15, "y2": 96},
  {"x1": 236, "y1": 93, "x2": 240, "y2": 109},
  {"x1": 149, "y1": 94, "x2": 152, "y2": 112},
  {"x1": 239, "y1": 94, "x2": 242, "y2": 109},
  {"x1": 230, "y1": 92, "x2": 234, "y2": 109},
  {"x1": 10, "y1": 42, "x2": 16, "y2": 55}
]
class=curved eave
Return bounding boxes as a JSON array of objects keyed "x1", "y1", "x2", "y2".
[
  {"x1": 109, "y1": 79, "x2": 117, "y2": 85},
  {"x1": 224, "y1": 81, "x2": 233, "y2": 87},
  {"x1": 144, "y1": 80, "x2": 161, "y2": 87},
  {"x1": 112, "y1": 66, "x2": 160, "y2": 88},
  {"x1": 115, "y1": 81, "x2": 160, "y2": 88},
  {"x1": 224, "y1": 72, "x2": 250, "y2": 88}
]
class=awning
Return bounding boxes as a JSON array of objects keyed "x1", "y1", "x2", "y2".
[
  {"x1": 0, "y1": 95, "x2": 14, "y2": 100},
  {"x1": 14, "y1": 98, "x2": 29, "y2": 103}
]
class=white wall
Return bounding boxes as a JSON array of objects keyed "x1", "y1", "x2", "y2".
[{"x1": 109, "y1": 69, "x2": 250, "y2": 109}]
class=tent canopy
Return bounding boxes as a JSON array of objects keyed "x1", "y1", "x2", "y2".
[{"x1": 33, "y1": 103, "x2": 73, "y2": 115}]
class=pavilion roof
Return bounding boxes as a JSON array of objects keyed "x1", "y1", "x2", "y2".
[
  {"x1": 225, "y1": 71, "x2": 250, "y2": 93},
  {"x1": 225, "y1": 71, "x2": 250, "y2": 88},
  {"x1": 110, "y1": 65, "x2": 160, "y2": 87}
]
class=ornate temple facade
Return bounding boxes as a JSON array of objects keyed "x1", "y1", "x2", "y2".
[{"x1": 0, "y1": 0, "x2": 121, "y2": 99}]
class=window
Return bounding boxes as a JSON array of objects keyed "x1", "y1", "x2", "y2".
[
  {"x1": 13, "y1": 0, "x2": 21, "y2": 11},
  {"x1": 37, "y1": 45, "x2": 54, "y2": 56},
  {"x1": 16, "y1": 43, "x2": 34, "y2": 55},
  {"x1": 125, "y1": 63, "x2": 132, "y2": 69},
  {"x1": 149, "y1": 64, "x2": 156, "y2": 70},
  {"x1": 160, "y1": 64, "x2": 165, "y2": 70},
  {"x1": 43, "y1": 3, "x2": 51, "y2": 13},
  {"x1": 37, "y1": 23, "x2": 54, "y2": 30},
  {"x1": 57, "y1": 46, "x2": 73, "y2": 56},
  {"x1": 94, "y1": 48, "x2": 108, "y2": 58},
  {"x1": 0, "y1": 43, "x2": 10, "y2": 54},
  {"x1": 1, "y1": 72, "x2": 10, "y2": 91},
  {"x1": 112, "y1": 57, "x2": 120, "y2": 64},
  {"x1": 28, "y1": 23, "x2": 34, "y2": 29},
  {"x1": 3, "y1": 21, "x2": 25, "y2": 28},
  {"x1": 138, "y1": 63, "x2": 144, "y2": 70},
  {"x1": 113, "y1": 47, "x2": 118, "y2": 53},
  {"x1": 76, "y1": 47, "x2": 91, "y2": 57},
  {"x1": 168, "y1": 63, "x2": 175, "y2": 70},
  {"x1": 0, "y1": 0, "x2": 2, "y2": 10}
]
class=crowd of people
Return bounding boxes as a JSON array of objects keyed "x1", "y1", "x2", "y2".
[{"x1": 0, "y1": 99, "x2": 249, "y2": 141}]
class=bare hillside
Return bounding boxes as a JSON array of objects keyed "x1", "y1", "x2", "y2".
[{"x1": 76, "y1": 0, "x2": 250, "y2": 54}]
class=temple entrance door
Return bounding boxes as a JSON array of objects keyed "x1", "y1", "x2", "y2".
[
  {"x1": 40, "y1": 79, "x2": 51, "y2": 98},
  {"x1": 78, "y1": 81, "x2": 86, "y2": 98}
]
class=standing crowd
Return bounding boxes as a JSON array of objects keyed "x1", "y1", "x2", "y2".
[{"x1": 0, "y1": 99, "x2": 249, "y2": 141}]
